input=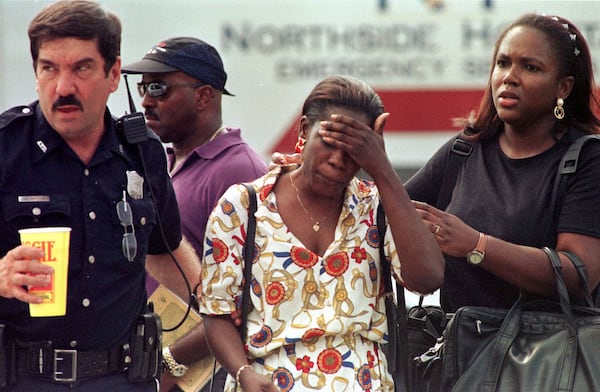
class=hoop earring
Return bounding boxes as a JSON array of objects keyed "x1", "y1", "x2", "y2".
[
  {"x1": 294, "y1": 137, "x2": 306, "y2": 154},
  {"x1": 554, "y1": 97, "x2": 565, "y2": 120}
]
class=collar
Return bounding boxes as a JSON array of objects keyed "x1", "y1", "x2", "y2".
[
  {"x1": 167, "y1": 127, "x2": 243, "y2": 171},
  {"x1": 192, "y1": 127, "x2": 240, "y2": 159},
  {"x1": 31, "y1": 103, "x2": 64, "y2": 163},
  {"x1": 31, "y1": 103, "x2": 133, "y2": 166}
]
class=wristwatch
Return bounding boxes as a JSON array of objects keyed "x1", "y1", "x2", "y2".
[
  {"x1": 467, "y1": 232, "x2": 488, "y2": 265},
  {"x1": 162, "y1": 346, "x2": 188, "y2": 377}
]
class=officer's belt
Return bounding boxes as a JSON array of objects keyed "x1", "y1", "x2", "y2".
[{"x1": 14, "y1": 340, "x2": 127, "y2": 383}]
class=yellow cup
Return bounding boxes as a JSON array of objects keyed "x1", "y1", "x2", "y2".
[{"x1": 19, "y1": 227, "x2": 71, "y2": 317}]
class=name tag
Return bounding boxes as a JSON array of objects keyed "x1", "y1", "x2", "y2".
[{"x1": 18, "y1": 195, "x2": 50, "y2": 202}]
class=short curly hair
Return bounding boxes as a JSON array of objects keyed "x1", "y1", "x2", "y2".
[{"x1": 28, "y1": 0, "x2": 121, "y2": 76}]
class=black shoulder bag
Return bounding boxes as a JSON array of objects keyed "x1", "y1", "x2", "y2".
[
  {"x1": 378, "y1": 202, "x2": 408, "y2": 392},
  {"x1": 444, "y1": 247, "x2": 600, "y2": 391},
  {"x1": 404, "y1": 136, "x2": 474, "y2": 392},
  {"x1": 379, "y1": 136, "x2": 473, "y2": 392},
  {"x1": 209, "y1": 183, "x2": 257, "y2": 392},
  {"x1": 227, "y1": 183, "x2": 258, "y2": 391},
  {"x1": 240, "y1": 183, "x2": 258, "y2": 343}
]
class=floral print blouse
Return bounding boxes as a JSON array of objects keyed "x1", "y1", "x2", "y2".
[{"x1": 200, "y1": 167, "x2": 404, "y2": 391}]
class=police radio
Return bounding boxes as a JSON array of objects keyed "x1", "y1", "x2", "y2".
[
  {"x1": 117, "y1": 74, "x2": 148, "y2": 145},
  {"x1": 117, "y1": 111, "x2": 148, "y2": 145}
]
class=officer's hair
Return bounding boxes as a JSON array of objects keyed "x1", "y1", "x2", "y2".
[{"x1": 28, "y1": 0, "x2": 121, "y2": 76}]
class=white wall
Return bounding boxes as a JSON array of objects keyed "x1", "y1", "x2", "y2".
[{"x1": 2, "y1": 0, "x2": 599, "y2": 168}]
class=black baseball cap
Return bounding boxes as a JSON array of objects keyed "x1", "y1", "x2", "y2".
[{"x1": 122, "y1": 37, "x2": 233, "y2": 96}]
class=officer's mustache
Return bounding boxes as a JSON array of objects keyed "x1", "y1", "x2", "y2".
[{"x1": 52, "y1": 95, "x2": 83, "y2": 111}]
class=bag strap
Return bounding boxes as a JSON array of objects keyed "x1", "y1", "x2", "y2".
[
  {"x1": 240, "y1": 183, "x2": 258, "y2": 342},
  {"x1": 550, "y1": 134, "x2": 600, "y2": 303},
  {"x1": 377, "y1": 202, "x2": 408, "y2": 392},
  {"x1": 437, "y1": 133, "x2": 598, "y2": 223},
  {"x1": 541, "y1": 248, "x2": 578, "y2": 392},
  {"x1": 470, "y1": 247, "x2": 578, "y2": 392},
  {"x1": 435, "y1": 136, "x2": 474, "y2": 210},
  {"x1": 435, "y1": 134, "x2": 600, "y2": 214},
  {"x1": 438, "y1": 134, "x2": 599, "y2": 231},
  {"x1": 560, "y1": 250, "x2": 596, "y2": 307},
  {"x1": 551, "y1": 134, "x2": 600, "y2": 221},
  {"x1": 542, "y1": 247, "x2": 575, "y2": 323}
]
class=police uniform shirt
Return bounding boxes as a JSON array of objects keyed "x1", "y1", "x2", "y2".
[{"x1": 0, "y1": 102, "x2": 182, "y2": 350}]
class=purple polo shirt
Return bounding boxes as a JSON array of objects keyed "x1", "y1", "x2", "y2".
[{"x1": 169, "y1": 128, "x2": 267, "y2": 261}]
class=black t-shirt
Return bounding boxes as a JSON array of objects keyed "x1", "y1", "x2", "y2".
[{"x1": 405, "y1": 128, "x2": 600, "y2": 312}]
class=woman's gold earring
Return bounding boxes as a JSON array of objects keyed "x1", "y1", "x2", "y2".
[{"x1": 554, "y1": 97, "x2": 565, "y2": 120}]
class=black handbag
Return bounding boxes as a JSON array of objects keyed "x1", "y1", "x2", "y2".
[
  {"x1": 377, "y1": 202, "x2": 407, "y2": 392},
  {"x1": 407, "y1": 300, "x2": 448, "y2": 392},
  {"x1": 210, "y1": 183, "x2": 257, "y2": 392},
  {"x1": 240, "y1": 183, "x2": 258, "y2": 343},
  {"x1": 440, "y1": 247, "x2": 600, "y2": 391},
  {"x1": 379, "y1": 203, "x2": 449, "y2": 392},
  {"x1": 392, "y1": 137, "x2": 472, "y2": 392}
]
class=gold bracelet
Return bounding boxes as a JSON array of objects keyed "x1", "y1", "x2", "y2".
[{"x1": 236, "y1": 364, "x2": 252, "y2": 386}]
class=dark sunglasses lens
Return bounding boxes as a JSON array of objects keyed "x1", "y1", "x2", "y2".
[
  {"x1": 136, "y1": 82, "x2": 167, "y2": 98},
  {"x1": 147, "y1": 83, "x2": 167, "y2": 98}
]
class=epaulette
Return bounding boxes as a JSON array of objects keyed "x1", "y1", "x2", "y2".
[{"x1": 0, "y1": 104, "x2": 35, "y2": 131}]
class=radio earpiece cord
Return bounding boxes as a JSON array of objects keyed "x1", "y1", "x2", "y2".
[{"x1": 119, "y1": 74, "x2": 196, "y2": 333}]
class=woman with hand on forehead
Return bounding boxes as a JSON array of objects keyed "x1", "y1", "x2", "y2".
[{"x1": 200, "y1": 75, "x2": 444, "y2": 391}]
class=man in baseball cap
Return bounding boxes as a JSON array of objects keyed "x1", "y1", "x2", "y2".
[
  {"x1": 122, "y1": 37, "x2": 267, "y2": 392},
  {"x1": 122, "y1": 36, "x2": 233, "y2": 95}
]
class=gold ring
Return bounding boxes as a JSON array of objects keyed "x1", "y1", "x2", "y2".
[{"x1": 434, "y1": 224, "x2": 441, "y2": 235}]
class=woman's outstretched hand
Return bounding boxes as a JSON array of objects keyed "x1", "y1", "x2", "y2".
[{"x1": 412, "y1": 200, "x2": 480, "y2": 257}]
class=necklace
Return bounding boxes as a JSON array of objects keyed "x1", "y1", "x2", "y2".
[
  {"x1": 208, "y1": 126, "x2": 226, "y2": 142},
  {"x1": 170, "y1": 127, "x2": 226, "y2": 175},
  {"x1": 289, "y1": 172, "x2": 341, "y2": 232}
]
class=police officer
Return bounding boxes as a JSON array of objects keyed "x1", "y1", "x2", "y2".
[{"x1": 0, "y1": 1, "x2": 200, "y2": 390}]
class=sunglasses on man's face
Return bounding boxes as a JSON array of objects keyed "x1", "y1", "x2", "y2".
[{"x1": 137, "y1": 81, "x2": 205, "y2": 98}]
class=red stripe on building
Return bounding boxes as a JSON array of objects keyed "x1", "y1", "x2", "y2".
[{"x1": 270, "y1": 88, "x2": 485, "y2": 153}]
